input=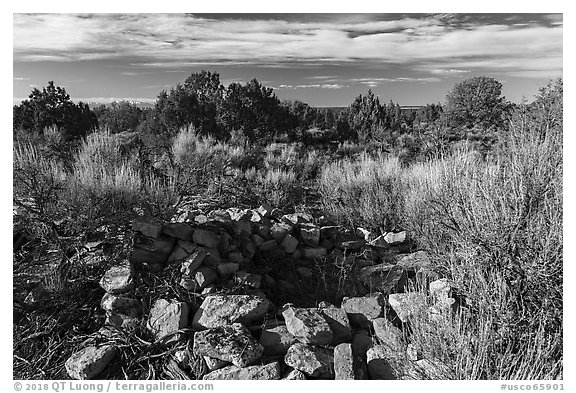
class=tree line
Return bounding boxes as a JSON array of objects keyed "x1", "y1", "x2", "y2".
[{"x1": 14, "y1": 71, "x2": 557, "y2": 149}]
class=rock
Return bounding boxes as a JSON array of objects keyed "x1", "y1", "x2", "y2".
[
  {"x1": 193, "y1": 229, "x2": 221, "y2": 248},
  {"x1": 407, "y1": 343, "x2": 421, "y2": 361},
  {"x1": 284, "y1": 343, "x2": 334, "y2": 379},
  {"x1": 173, "y1": 350, "x2": 191, "y2": 369},
  {"x1": 270, "y1": 222, "x2": 292, "y2": 242},
  {"x1": 320, "y1": 239, "x2": 333, "y2": 250},
  {"x1": 282, "y1": 306, "x2": 333, "y2": 345},
  {"x1": 100, "y1": 294, "x2": 141, "y2": 317},
  {"x1": 180, "y1": 248, "x2": 208, "y2": 275},
  {"x1": 367, "y1": 346, "x2": 396, "y2": 379},
  {"x1": 341, "y1": 294, "x2": 384, "y2": 327},
  {"x1": 201, "y1": 285, "x2": 217, "y2": 295},
  {"x1": 231, "y1": 220, "x2": 252, "y2": 237},
  {"x1": 283, "y1": 368, "x2": 307, "y2": 380},
  {"x1": 384, "y1": 231, "x2": 406, "y2": 245},
  {"x1": 203, "y1": 362, "x2": 281, "y2": 380},
  {"x1": 147, "y1": 299, "x2": 189, "y2": 344},
  {"x1": 168, "y1": 244, "x2": 192, "y2": 263},
  {"x1": 259, "y1": 322, "x2": 296, "y2": 356},
  {"x1": 334, "y1": 343, "x2": 368, "y2": 380},
  {"x1": 105, "y1": 313, "x2": 140, "y2": 331},
  {"x1": 234, "y1": 271, "x2": 262, "y2": 289},
  {"x1": 133, "y1": 218, "x2": 163, "y2": 238},
  {"x1": 203, "y1": 248, "x2": 222, "y2": 266},
  {"x1": 300, "y1": 226, "x2": 320, "y2": 246},
  {"x1": 259, "y1": 239, "x2": 277, "y2": 251},
  {"x1": 178, "y1": 239, "x2": 197, "y2": 254},
  {"x1": 193, "y1": 323, "x2": 263, "y2": 367},
  {"x1": 228, "y1": 251, "x2": 244, "y2": 263},
  {"x1": 281, "y1": 234, "x2": 299, "y2": 253},
  {"x1": 162, "y1": 223, "x2": 194, "y2": 241},
  {"x1": 253, "y1": 223, "x2": 271, "y2": 238},
  {"x1": 372, "y1": 318, "x2": 403, "y2": 350},
  {"x1": 351, "y1": 330, "x2": 374, "y2": 358},
  {"x1": 215, "y1": 262, "x2": 240, "y2": 277},
  {"x1": 130, "y1": 234, "x2": 176, "y2": 267},
  {"x1": 339, "y1": 240, "x2": 366, "y2": 250},
  {"x1": 194, "y1": 267, "x2": 218, "y2": 289},
  {"x1": 357, "y1": 263, "x2": 404, "y2": 294},
  {"x1": 429, "y1": 278, "x2": 455, "y2": 307},
  {"x1": 388, "y1": 293, "x2": 426, "y2": 323},
  {"x1": 203, "y1": 356, "x2": 231, "y2": 371},
  {"x1": 192, "y1": 294, "x2": 270, "y2": 329},
  {"x1": 257, "y1": 203, "x2": 274, "y2": 218},
  {"x1": 99, "y1": 262, "x2": 135, "y2": 294},
  {"x1": 65, "y1": 345, "x2": 117, "y2": 380},
  {"x1": 396, "y1": 251, "x2": 431, "y2": 271},
  {"x1": 250, "y1": 234, "x2": 264, "y2": 247},
  {"x1": 295, "y1": 267, "x2": 313, "y2": 279},
  {"x1": 227, "y1": 207, "x2": 252, "y2": 222},
  {"x1": 302, "y1": 247, "x2": 327, "y2": 259},
  {"x1": 321, "y1": 307, "x2": 352, "y2": 345},
  {"x1": 270, "y1": 208, "x2": 284, "y2": 220},
  {"x1": 320, "y1": 225, "x2": 341, "y2": 241}
]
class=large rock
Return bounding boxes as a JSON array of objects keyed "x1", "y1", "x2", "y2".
[
  {"x1": 283, "y1": 368, "x2": 307, "y2": 380},
  {"x1": 194, "y1": 267, "x2": 218, "y2": 290},
  {"x1": 234, "y1": 271, "x2": 262, "y2": 289},
  {"x1": 203, "y1": 356, "x2": 230, "y2": 372},
  {"x1": 284, "y1": 343, "x2": 334, "y2": 379},
  {"x1": 281, "y1": 234, "x2": 299, "y2": 253},
  {"x1": 132, "y1": 218, "x2": 163, "y2": 238},
  {"x1": 259, "y1": 322, "x2": 296, "y2": 355},
  {"x1": 372, "y1": 318, "x2": 403, "y2": 351},
  {"x1": 334, "y1": 343, "x2": 368, "y2": 380},
  {"x1": 99, "y1": 263, "x2": 135, "y2": 294},
  {"x1": 193, "y1": 323, "x2": 263, "y2": 367},
  {"x1": 300, "y1": 225, "x2": 320, "y2": 246},
  {"x1": 396, "y1": 251, "x2": 431, "y2": 271},
  {"x1": 341, "y1": 294, "x2": 384, "y2": 327},
  {"x1": 65, "y1": 345, "x2": 117, "y2": 380},
  {"x1": 100, "y1": 294, "x2": 141, "y2": 318},
  {"x1": 384, "y1": 231, "x2": 406, "y2": 245},
  {"x1": 193, "y1": 229, "x2": 221, "y2": 248},
  {"x1": 147, "y1": 299, "x2": 189, "y2": 344},
  {"x1": 351, "y1": 330, "x2": 374, "y2": 358},
  {"x1": 282, "y1": 306, "x2": 333, "y2": 345},
  {"x1": 130, "y1": 233, "x2": 176, "y2": 268},
  {"x1": 203, "y1": 362, "x2": 281, "y2": 380},
  {"x1": 366, "y1": 346, "x2": 396, "y2": 379},
  {"x1": 162, "y1": 222, "x2": 194, "y2": 241},
  {"x1": 388, "y1": 293, "x2": 426, "y2": 323},
  {"x1": 180, "y1": 248, "x2": 207, "y2": 275},
  {"x1": 192, "y1": 294, "x2": 270, "y2": 329},
  {"x1": 302, "y1": 247, "x2": 327, "y2": 259},
  {"x1": 215, "y1": 262, "x2": 240, "y2": 277},
  {"x1": 357, "y1": 263, "x2": 404, "y2": 294},
  {"x1": 320, "y1": 307, "x2": 352, "y2": 345},
  {"x1": 270, "y1": 222, "x2": 292, "y2": 242}
]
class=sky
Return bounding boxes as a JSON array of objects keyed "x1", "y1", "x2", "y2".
[{"x1": 13, "y1": 13, "x2": 563, "y2": 107}]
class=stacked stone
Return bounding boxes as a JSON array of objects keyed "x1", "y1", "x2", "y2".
[{"x1": 64, "y1": 203, "x2": 460, "y2": 380}]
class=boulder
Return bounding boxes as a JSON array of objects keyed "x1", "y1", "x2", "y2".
[
  {"x1": 192, "y1": 294, "x2": 270, "y2": 329},
  {"x1": 366, "y1": 346, "x2": 396, "y2": 379},
  {"x1": 357, "y1": 263, "x2": 404, "y2": 294},
  {"x1": 319, "y1": 226, "x2": 341, "y2": 241},
  {"x1": 178, "y1": 239, "x2": 197, "y2": 254},
  {"x1": 99, "y1": 263, "x2": 135, "y2": 294},
  {"x1": 396, "y1": 251, "x2": 431, "y2": 271},
  {"x1": 302, "y1": 247, "x2": 327, "y2": 259},
  {"x1": 334, "y1": 343, "x2": 368, "y2": 380},
  {"x1": 65, "y1": 345, "x2": 117, "y2": 380},
  {"x1": 228, "y1": 251, "x2": 244, "y2": 263},
  {"x1": 100, "y1": 294, "x2": 141, "y2": 318},
  {"x1": 284, "y1": 343, "x2": 334, "y2": 379},
  {"x1": 259, "y1": 322, "x2": 296, "y2": 356},
  {"x1": 193, "y1": 323, "x2": 263, "y2": 367},
  {"x1": 341, "y1": 294, "x2": 384, "y2": 327},
  {"x1": 130, "y1": 233, "x2": 176, "y2": 267},
  {"x1": 320, "y1": 307, "x2": 352, "y2": 345},
  {"x1": 203, "y1": 356, "x2": 231, "y2": 372},
  {"x1": 259, "y1": 239, "x2": 277, "y2": 251},
  {"x1": 270, "y1": 222, "x2": 292, "y2": 242},
  {"x1": 283, "y1": 368, "x2": 307, "y2": 380},
  {"x1": 253, "y1": 223, "x2": 271, "y2": 238},
  {"x1": 282, "y1": 306, "x2": 333, "y2": 345},
  {"x1": 372, "y1": 318, "x2": 403, "y2": 350},
  {"x1": 215, "y1": 262, "x2": 240, "y2": 277},
  {"x1": 203, "y1": 362, "x2": 281, "y2": 380},
  {"x1": 194, "y1": 267, "x2": 218, "y2": 290},
  {"x1": 281, "y1": 234, "x2": 299, "y2": 253},
  {"x1": 388, "y1": 293, "x2": 426, "y2": 323},
  {"x1": 147, "y1": 299, "x2": 189, "y2": 344},
  {"x1": 132, "y1": 218, "x2": 163, "y2": 238},
  {"x1": 300, "y1": 226, "x2": 320, "y2": 246},
  {"x1": 231, "y1": 220, "x2": 251, "y2": 237},
  {"x1": 234, "y1": 271, "x2": 262, "y2": 289},
  {"x1": 351, "y1": 330, "x2": 374, "y2": 358},
  {"x1": 384, "y1": 231, "x2": 406, "y2": 245},
  {"x1": 162, "y1": 222, "x2": 194, "y2": 241},
  {"x1": 167, "y1": 244, "x2": 192, "y2": 263},
  {"x1": 193, "y1": 229, "x2": 221, "y2": 248},
  {"x1": 180, "y1": 249, "x2": 208, "y2": 275}
]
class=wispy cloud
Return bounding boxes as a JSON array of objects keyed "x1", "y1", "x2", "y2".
[
  {"x1": 13, "y1": 14, "x2": 562, "y2": 78},
  {"x1": 13, "y1": 76, "x2": 30, "y2": 81}
]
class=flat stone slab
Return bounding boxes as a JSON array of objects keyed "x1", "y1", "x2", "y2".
[
  {"x1": 65, "y1": 345, "x2": 117, "y2": 380},
  {"x1": 259, "y1": 322, "x2": 296, "y2": 356},
  {"x1": 284, "y1": 343, "x2": 334, "y2": 379},
  {"x1": 341, "y1": 294, "x2": 384, "y2": 327},
  {"x1": 203, "y1": 362, "x2": 281, "y2": 380},
  {"x1": 193, "y1": 323, "x2": 263, "y2": 367},
  {"x1": 388, "y1": 293, "x2": 426, "y2": 323},
  {"x1": 147, "y1": 299, "x2": 189, "y2": 344},
  {"x1": 99, "y1": 263, "x2": 135, "y2": 294},
  {"x1": 192, "y1": 294, "x2": 270, "y2": 329},
  {"x1": 282, "y1": 306, "x2": 333, "y2": 345}
]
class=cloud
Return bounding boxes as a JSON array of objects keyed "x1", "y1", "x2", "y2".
[
  {"x1": 13, "y1": 77, "x2": 30, "y2": 81},
  {"x1": 13, "y1": 14, "x2": 562, "y2": 78}
]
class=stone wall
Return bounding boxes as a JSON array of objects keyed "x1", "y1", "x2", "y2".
[{"x1": 65, "y1": 204, "x2": 460, "y2": 380}]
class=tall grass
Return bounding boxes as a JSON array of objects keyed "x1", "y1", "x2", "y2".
[{"x1": 319, "y1": 118, "x2": 562, "y2": 379}]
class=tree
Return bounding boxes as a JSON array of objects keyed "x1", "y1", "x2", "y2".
[
  {"x1": 444, "y1": 76, "x2": 509, "y2": 130},
  {"x1": 347, "y1": 90, "x2": 384, "y2": 143},
  {"x1": 93, "y1": 101, "x2": 143, "y2": 134},
  {"x1": 13, "y1": 81, "x2": 98, "y2": 140}
]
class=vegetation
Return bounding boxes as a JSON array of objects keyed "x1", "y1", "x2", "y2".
[{"x1": 13, "y1": 73, "x2": 562, "y2": 380}]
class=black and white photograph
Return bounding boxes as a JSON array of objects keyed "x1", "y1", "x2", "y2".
[{"x1": 12, "y1": 9, "x2": 564, "y2": 384}]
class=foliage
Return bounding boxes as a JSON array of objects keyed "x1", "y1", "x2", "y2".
[
  {"x1": 444, "y1": 76, "x2": 509, "y2": 130},
  {"x1": 93, "y1": 101, "x2": 144, "y2": 133},
  {"x1": 13, "y1": 81, "x2": 98, "y2": 140}
]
